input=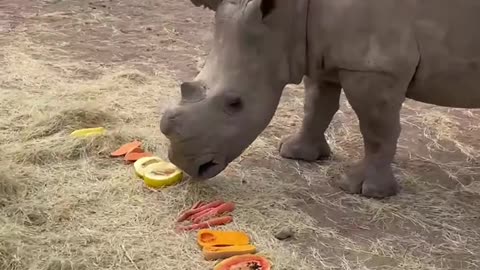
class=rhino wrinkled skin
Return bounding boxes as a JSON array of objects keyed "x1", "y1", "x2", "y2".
[{"x1": 160, "y1": 0, "x2": 480, "y2": 198}]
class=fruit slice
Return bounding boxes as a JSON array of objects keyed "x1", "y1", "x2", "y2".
[
  {"x1": 111, "y1": 140, "x2": 142, "y2": 157},
  {"x1": 124, "y1": 147, "x2": 153, "y2": 162},
  {"x1": 203, "y1": 244, "x2": 256, "y2": 261},
  {"x1": 192, "y1": 202, "x2": 235, "y2": 224},
  {"x1": 176, "y1": 200, "x2": 225, "y2": 223},
  {"x1": 134, "y1": 156, "x2": 164, "y2": 178},
  {"x1": 197, "y1": 229, "x2": 250, "y2": 248},
  {"x1": 143, "y1": 161, "x2": 183, "y2": 188},
  {"x1": 213, "y1": 254, "x2": 271, "y2": 270},
  {"x1": 70, "y1": 127, "x2": 106, "y2": 138},
  {"x1": 175, "y1": 216, "x2": 233, "y2": 232}
]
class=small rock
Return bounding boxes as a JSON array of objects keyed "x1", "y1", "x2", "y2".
[
  {"x1": 274, "y1": 228, "x2": 294, "y2": 240},
  {"x1": 26, "y1": 212, "x2": 47, "y2": 226},
  {"x1": 73, "y1": 263, "x2": 87, "y2": 270},
  {"x1": 46, "y1": 259, "x2": 76, "y2": 270},
  {"x1": 46, "y1": 259, "x2": 62, "y2": 270}
]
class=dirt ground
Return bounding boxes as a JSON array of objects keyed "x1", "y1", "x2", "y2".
[{"x1": 1, "y1": 0, "x2": 480, "y2": 269}]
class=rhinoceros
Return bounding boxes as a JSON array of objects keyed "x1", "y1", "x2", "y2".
[{"x1": 160, "y1": 0, "x2": 480, "y2": 198}]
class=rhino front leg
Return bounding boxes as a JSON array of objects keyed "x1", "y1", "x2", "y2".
[
  {"x1": 338, "y1": 71, "x2": 409, "y2": 198},
  {"x1": 279, "y1": 76, "x2": 341, "y2": 161}
]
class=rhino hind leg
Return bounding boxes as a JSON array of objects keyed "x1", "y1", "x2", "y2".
[
  {"x1": 337, "y1": 71, "x2": 410, "y2": 198},
  {"x1": 279, "y1": 76, "x2": 341, "y2": 161}
]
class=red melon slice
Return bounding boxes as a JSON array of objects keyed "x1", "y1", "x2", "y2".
[
  {"x1": 124, "y1": 147, "x2": 153, "y2": 162},
  {"x1": 110, "y1": 140, "x2": 142, "y2": 157},
  {"x1": 213, "y1": 254, "x2": 271, "y2": 270}
]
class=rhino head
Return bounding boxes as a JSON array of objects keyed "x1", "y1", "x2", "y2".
[{"x1": 160, "y1": 0, "x2": 307, "y2": 179}]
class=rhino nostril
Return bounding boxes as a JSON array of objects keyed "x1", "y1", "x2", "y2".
[{"x1": 198, "y1": 160, "x2": 218, "y2": 177}]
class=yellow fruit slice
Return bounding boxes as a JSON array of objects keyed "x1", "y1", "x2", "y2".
[
  {"x1": 143, "y1": 161, "x2": 183, "y2": 188},
  {"x1": 70, "y1": 127, "x2": 106, "y2": 138},
  {"x1": 197, "y1": 229, "x2": 251, "y2": 248},
  {"x1": 133, "y1": 156, "x2": 164, "y2": 178}
]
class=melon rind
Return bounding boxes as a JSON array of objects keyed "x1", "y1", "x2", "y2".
[
  {"x1": 133, "y1": 156, "x2": 164, "y2": 178},
  {"x1": 142, "y1": 162, "x2": 183, "y2": 188}
]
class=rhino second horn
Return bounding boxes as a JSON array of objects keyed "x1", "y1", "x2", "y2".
[{"x1": 180, "y1": 81, "x2": 206, "y2": 102}]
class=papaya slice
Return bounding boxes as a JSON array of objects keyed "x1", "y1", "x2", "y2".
[
  {"x1": 203, "y1": 244, "x2": 257, "y2": 261},
  {"x1": 111, "y1": 140, "x2": 142, "y2": 157},
  {"x1": 134, "y1": 156, "x2": 164, "y2": 178},
  {"x1": 197, "y1": 229, "x2": 251, "y2": 248},
  {"x1": 213, "y1": 254, "x2": 271, "y2": 270}
]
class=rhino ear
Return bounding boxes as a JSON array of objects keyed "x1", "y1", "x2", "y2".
[
  {"x1": 190, "y1": 0, "x2": 222, "y2": 11},
  {"x1": 180, "y1": 81, "x2": 206, "y2": 103},
  {"x1": 260, "y1": 0, "x2": 275, "y2": 19}
]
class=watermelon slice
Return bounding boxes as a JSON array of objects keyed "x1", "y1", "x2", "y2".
[{"x1": 213, "y1": 254, "x2": 271, "y2": 270}]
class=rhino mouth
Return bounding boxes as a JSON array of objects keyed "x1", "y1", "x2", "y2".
[{"x1": 198, "y1": 159, "x2": 224, "y2": 179}]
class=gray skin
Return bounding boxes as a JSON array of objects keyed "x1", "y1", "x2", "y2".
[{"x1": 160, "y1": 0, "x2": 480, "y2": 198}]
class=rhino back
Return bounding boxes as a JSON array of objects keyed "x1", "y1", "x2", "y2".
[
  {"x1": 307, "y1": 0, "x2": 419, "y2": 75},
  {"x1": 307, "y1": 0, "x2": 480, "y2": 108}
]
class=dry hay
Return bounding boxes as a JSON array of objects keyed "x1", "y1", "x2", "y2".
[
  {"x1": 23, "y1": 107, "x2": 116, "y2": 140},
  {"x1": 0, "y1": 167, "x2": 22, "y2": 207},
  {"x1": 0, "y1": 38, "x2": 326, "y2": 270},
  {"x1": 1, "y1": 6, "x2": 480, "y2": 270}
]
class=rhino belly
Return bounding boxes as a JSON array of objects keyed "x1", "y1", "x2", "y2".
[
  {"x1": 406, "y1": 1, "x2": 480, "y2": 108},
  {"x1": 407, "y1": 59, "x2": 480, "y2": 108}
]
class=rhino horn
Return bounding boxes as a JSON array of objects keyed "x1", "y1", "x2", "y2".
[
  {"x1": 190, "y1": 0, "x2": 222, "y2": 11},
  {"x1": 180, "y1": 81, "x2": 206, "y2": 103}
]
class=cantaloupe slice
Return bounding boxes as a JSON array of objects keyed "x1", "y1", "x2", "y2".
[{"x1": 143, "y1": 162, "x2": 183, "y2": 188}]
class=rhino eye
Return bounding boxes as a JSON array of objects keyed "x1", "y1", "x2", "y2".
[{"x1": 225, "y1": 96, "x2": 243, "y2": 113}]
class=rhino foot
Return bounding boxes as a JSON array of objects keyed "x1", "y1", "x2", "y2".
[
  {"x1": 338, "y1": 160, "x2": 399, "y2": 198},
  {"x1": 279, "y1": 133, "x2": 331, "y2": 161}
]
